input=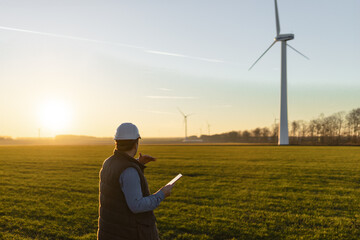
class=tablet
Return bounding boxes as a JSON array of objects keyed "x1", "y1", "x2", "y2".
[{"x1": 167, "y1": 173, "x2": 182, "y2": 185}]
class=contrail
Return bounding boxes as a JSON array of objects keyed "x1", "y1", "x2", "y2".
[
  {"x1": 145, "y1": 50, "x2": 224, "y2": 63},
  {"x1": 0, "y1": 26, "x2": 143, "y2": 49},
  {"x1": 0, "y1": 25, "x2": 223, "y2": 63}
]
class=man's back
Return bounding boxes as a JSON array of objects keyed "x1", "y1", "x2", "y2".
[
  {"x1": 98, "y1": 123, "x2": 174, "y2": 240},
  {"x1": 98, "y1": 151, "x2": 158, "y2": 240}
]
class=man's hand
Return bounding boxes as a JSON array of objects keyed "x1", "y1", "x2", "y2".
[
  {"x1": 138, "y1": 153, "x2": 156, "y2": 165},
  {"x1": 159, "y1": 184, "x2": 175, "y2": 198}
]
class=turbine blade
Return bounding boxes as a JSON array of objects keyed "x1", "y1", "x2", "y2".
[
  {"x1": 248, "y1": 41, "x2": 277, "y2": 71},
  {"x1": 287, "y1": 44, "x2": 310, "y2": 60},
  {"x1": 177, "y1": 107, "x2": 185, "y2": 117},
  {"x1": 274, "y1": 0, "x2": 281, "y2": 35}
]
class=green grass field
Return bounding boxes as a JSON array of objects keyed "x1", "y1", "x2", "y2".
[{"x1": 1, "y1": 145, "x2": 360, "y2": 239}]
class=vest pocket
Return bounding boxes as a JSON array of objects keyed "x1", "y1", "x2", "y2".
[
  {"x1": 99, "y1": 218, "x2": 138, "y2": 239},
  {"x1": 136, "y1": 220, "x2": 158, "y2": 240}
]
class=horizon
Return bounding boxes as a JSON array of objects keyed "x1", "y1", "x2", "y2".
[
  {"x1": 2, "y1": 103, "x2": 358, "y2": 141},
  {"x1": 1, "y1": 1, "x2": 359, "y2": 138}
]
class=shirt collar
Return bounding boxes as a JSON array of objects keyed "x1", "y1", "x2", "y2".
[{"x1": 113, "y1": 149, "x2": 146, "y2": 170}]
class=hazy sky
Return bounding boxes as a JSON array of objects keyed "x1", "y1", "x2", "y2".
[{"x1": 0, "y1": 0, "x2": 359, "y2": 138}]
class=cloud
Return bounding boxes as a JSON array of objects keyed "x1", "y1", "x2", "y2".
[{"x1": 146, "y1": 96, "x2": 198, "y2": 99}]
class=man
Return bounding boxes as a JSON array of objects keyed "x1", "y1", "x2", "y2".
[{"x1": 98, "y1": 123, "x2": 174, "y2": 240}]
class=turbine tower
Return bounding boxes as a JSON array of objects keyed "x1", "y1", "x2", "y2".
[
  {"x1": 178, "y1": 108, "x2": 193, "y2": 141},
  {"x1": 249, "y1": 0, "x2": 309, "y2": 145}
]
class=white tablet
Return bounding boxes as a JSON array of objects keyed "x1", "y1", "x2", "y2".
[{"x1": 167, "y1": 173, "x2": 182, "y2": 185}]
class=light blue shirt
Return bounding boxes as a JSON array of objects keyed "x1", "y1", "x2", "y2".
[{"x1": 119, "y1": 167, "x2": 165, "y2": 214}]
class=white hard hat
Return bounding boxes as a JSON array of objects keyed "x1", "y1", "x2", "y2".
[{"x1": 114, "y1": 123, "x2": 141, "y2": 140}]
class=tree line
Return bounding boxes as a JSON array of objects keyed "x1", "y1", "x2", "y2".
[{"x1": 195, "y1": 107, "x2": 360, "y2": 145}]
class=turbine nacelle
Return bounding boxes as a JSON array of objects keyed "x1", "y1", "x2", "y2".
[{"x1": 275, "y1": 34, "x2": 294, "y2": 42}]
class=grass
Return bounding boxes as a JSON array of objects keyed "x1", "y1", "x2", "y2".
[{"x1": 1, "y1": 145, "x2": 360, "y2": 239}]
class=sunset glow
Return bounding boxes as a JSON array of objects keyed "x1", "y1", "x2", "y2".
[
  {"x1": 38, "y1": 100, "x2": 71, "y2": 132},
  {"x1": 0, "y1": 1, "x2": 358, "y2": 138}
]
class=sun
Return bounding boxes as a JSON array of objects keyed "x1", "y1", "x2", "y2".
[{"x1": 38, "y1": 99, "x2": 71, "y2": 132}]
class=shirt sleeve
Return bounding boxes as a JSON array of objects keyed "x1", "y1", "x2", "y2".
[{"x1": 119, "y1": 167, "x2": 165, "y2": 214}]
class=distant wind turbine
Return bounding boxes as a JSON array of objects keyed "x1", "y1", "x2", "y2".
[
  {"x1": 249, "y1": 0, "x2": 309, "y2": 145},
  {"x1": 207, "y1": 121, "x2": 211, "y2": 135},
  {"x1": 177, "y1": 108, "x2": 193, "y2": 141}
]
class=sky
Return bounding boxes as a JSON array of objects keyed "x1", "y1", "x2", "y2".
[{"x1": 0, "y1": 0, "x2": 359, "y2": 138}]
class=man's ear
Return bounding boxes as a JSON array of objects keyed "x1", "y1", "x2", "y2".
[{"x1": 133, "y1": 141, "x2": 139, "y2": 151}]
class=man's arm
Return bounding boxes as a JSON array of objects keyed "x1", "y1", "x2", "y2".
[{"x1": 119, "y1": 167, "x2": 165, "y2": 214}]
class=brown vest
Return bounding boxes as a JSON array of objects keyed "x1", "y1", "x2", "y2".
[{"x1": 98, "y1": 150, "x2": 158, "y2": 240}]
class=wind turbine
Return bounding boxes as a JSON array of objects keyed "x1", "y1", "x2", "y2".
[
  {"x1": 178, "y1": 108, "x2": 193, "y2": 141},
  {"x1": 249, "y1": 0, "x2": 309, "y2": 145},
  {"x1": 207, "y1": 121, "x2": 211, "y2": 135}
]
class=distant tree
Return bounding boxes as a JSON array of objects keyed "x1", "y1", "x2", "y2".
[
  {"x1": 261, "y1": 127, "x2": 270, "y2": 138},
  {"x1": 325, "y1": 115, "x2": 335, "y2": 136},
  {"x1": 251, "y1": 128, "x2": 261, "y2": 142},
  {"x1": 355, "y1": 108, "x2": 360, "y2": 138},
  {"x1": 308, "y1": 120, "x2": 316, "y2": 137},
  {"x1": 291, "y1": 121, "x2": 299, "y2": 137},
  {"x1": 346, "y1": 108, "x2": 360, "y2": 143},
  {"x1": 252, "y1": 128, "x2": 261, "y2": 137},
  {"x1": 242, "y1": 130, "x2": 251, "y2": 140},
  {"x1": 211, "y1": 134, "x2": 222, "y2": 142},
  {"x1": 271, "y1": 123, "x2": 279, "y2": 143},
  {"x1": 298, "y1": 120, "x2": 307, "y2": 138},
  {"x1": 227, "y1": 131, "x2": 238, "y2": 142},
  {"x1": 197, "y1": 107, "x2": 359, "y2": 145},
  {"x1": 333, "y1": 111, "x2": 346, "y2": 138},
  {"x1": 315, "y1": 114, "x2": 325, "y2": 143}
]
